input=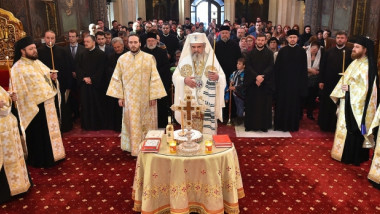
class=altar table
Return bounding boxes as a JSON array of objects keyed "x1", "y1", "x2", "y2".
[{"x1": 132, "y1": 135, "x2": 245, "y2": 214}]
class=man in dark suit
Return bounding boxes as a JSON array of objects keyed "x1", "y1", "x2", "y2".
[
  {"x1": 66, "y1": 29, "x2": 86, "y2": 120},
  {"x1": 95, "y1": 31, "x2": 114, "y2": 56}
]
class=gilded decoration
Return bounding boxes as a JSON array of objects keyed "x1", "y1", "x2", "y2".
[
  {"x1": 239, "y1": 0, "x2": 264, "y2": 5},
  {"x1": 205, "y1": 65, "x2": 217, "y2": 78},
  {"x1": 352, "y1": 0, "x2": 367, "y2": 36},
  {"x1": 42, "y1": 0, "x2": 59, "y2": 35},
  {"x1": 0, "y1": 8, "x2": 26, "y2": 60},
  {"x1": 180, "y1": 64, "x2": 193, "y2": 77},
  {"x1": 193, "y1": 60, "x2": 205, "y2": 77},
  {"x1": 64, "y1": 0, "x2": 74, "y2": 16}
]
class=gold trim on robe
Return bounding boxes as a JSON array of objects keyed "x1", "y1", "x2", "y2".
[
  {"x1": 0, "y1": 86, "x2": 31, "y2": 196},
  {"x1": 106, "y1": 51, "x2": 167, "y2": 156},
  {"x1": 367, "y1": 100, "x2": 380, "y2": 183},
  {"x1": 10, "y1": 57, "x2": 65, "y2": 162},
  {"x1": 330, "y1": 57, "x2": 377, "y2": 161}
]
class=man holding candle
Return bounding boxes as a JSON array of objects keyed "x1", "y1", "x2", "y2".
[
  {"x1": 172, "y1": 33, "x2": 226, "y2": 135},
  {"x1": 330, "y1": 36, "x2": 377, "y2": 166},
  {"x1": 11, "y1": 36, "x2": 66, "y2": 168},
  {"x1": 38, "y1": 30, "x2": 73, "y2": 132}
]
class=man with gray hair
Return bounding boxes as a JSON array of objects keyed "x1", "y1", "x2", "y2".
[
  {"x1": 142, "y1": 32, "x2": 172, "y2": 128},
  {"x1": 173, "y1": 33, "x2": 226, "y2": 134},
  {"x1": 104, "y1": 37, "x2": 127, "y2": 131}
]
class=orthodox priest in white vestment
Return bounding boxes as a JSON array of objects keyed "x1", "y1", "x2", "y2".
[
  {"x1": 11, "y1": 36, "x2": 65, "y2": 168},
  {"x1": 172, "y1": 33, "x2": 226, "y2": 135},
  {"x1": 0, "y1": 86, "x2": 31, "y2": 203},
  {"x1": 106, "y1": 34, "x2": 167, "y2": 156}
]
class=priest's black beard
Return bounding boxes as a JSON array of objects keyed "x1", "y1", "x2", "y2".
[
  {"x1": 25, "y1": 52, "x2": 38, "y2": 60},
  {"x1": 337, "y1": 43, "x2": 345, "y2": 48},
  {"x1": 130, "y1": 49, "x2": 140, "y2": 54}
]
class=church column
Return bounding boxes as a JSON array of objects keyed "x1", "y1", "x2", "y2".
[
  {"x1": 304, "y1": 0, "x2": 322, "y2": 34},
  {"x1": 268, "y1": 0, "x2": 278, "y2": 24},
  {"x1": 224, "y1": 0, "x2": 235, "y2": 23},
  {"x1": 178, "y1": 0, "x2": 191, "y2": 24},
  {"x1": 113, "y1": 0, "x2": 136, "y2": 25},
  {"x1": 90, "y1": 0, "x2": 108, "y2": 25},
  {"x1": 271, "y1": 0, "x2": 304, "y2": 29},
  {"x1": 136, "y1": 0, "x2": 146, "y2": 20}
]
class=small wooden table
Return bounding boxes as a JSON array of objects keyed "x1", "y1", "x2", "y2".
[{"x1": 132, "y1": 135, "x2": 245, "y2": 214}]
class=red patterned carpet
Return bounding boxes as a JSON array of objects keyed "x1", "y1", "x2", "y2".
[{"x1": 2, "y1": 116, "x2": 380, "y2": 213}]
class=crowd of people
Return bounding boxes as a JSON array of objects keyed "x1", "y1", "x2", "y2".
[{"x1": 1, "y1": 15, "x2": 380, "y2": 203}]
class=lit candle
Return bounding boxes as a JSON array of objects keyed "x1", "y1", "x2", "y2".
[
  {"x1": 205, "y1": 140, "x2": 213, "y2": 154},
  {"x1": 169, "y1": 141, "x2": 177, "y2": 154}
]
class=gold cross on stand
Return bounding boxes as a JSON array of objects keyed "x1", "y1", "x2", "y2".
[{"x1": 171, "y1": 89, "x2": 200, "y2": 136}]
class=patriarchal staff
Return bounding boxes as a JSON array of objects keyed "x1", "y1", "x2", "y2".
[{"x1": 11, "y1": 36, "x2": 65, "y2": 168}]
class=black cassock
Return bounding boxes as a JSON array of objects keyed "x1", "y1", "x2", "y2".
[
  {"x1": 104, "y1": 50, "x2": 127, "y2": 131},
  {"x1": 244, "y1": 47, "x2": 274, "y2": 131},
  {"x1": 274, "y1": 45, "x2": 308, "y2": 131},
  {"x1": 38, "y1": 45, "x2": 73, "y2": 132},
  {"x1": 76, "y1": 48, "x2": 106, "y2": 130},
  {"x1": 215, "y1": 39, "x2": 241, "y2": 119},
  {"x1": 318, "y1": 46, "x2": 352, "y2": 132},
  {"x1": 143, "y1": 46, "x2": 172, "y2": 128}
]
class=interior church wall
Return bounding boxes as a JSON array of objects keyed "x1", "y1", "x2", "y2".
[
  {"x1": 0, "y1": 0, "x2": 47, "y2": 39},
  {"x1": 0, "y1": 0, "x2": 100, "y2": 42},
  {"x1": 235, "y1": 0, "x2": 269, "y2": 23}
]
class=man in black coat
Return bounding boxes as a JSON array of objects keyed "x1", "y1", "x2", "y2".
[
  {"x1": 104, "y1": 37, "x2": 126, "y2": 131},
  {"x1": 142, "y1": 32, "x2": 172, "y2": 128},
  {"x1": 244, "y1": 34, "x2": 274, "y2": 131},
  {"x1": 215, "y1": 25, "x2": 241, "y2": 120},
  {"x1": 318, "y1": 31, "x2": 352, "y2": 132},
  {"x1": 76, "y1": 35, "x2": 107, "y2": 130},
  {"x1": 38, "y1": 30, "x2": 73, "y2": 132},
  {"x1": 274, "y1": 30, "x2": 308, "y2": 131},
  {"x1": 160, "y1": 22, "x2": 179, "y2": 63}
]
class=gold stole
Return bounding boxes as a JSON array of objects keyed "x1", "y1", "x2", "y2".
[{"x1": 44, "y1": 98, "x2": 65, "y2": 161}]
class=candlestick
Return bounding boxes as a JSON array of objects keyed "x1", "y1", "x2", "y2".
[
  {"x1": 179, "y1": 97, "x2": 184, "y2": 134},
  {"x1": 342, "y1": 50, "x2": 346, "y2": 85},
  {"x1": 49, "y1": 41, "x2": 56, "y2": 71},
  {"x1": 6, "y1": 56, "x2": 18, "y2": 108}
]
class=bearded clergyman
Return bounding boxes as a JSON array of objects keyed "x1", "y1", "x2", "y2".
[
  {"x1": 172, "y1": 32, "x2": 226, "y2": 134},
  {"x1": 142, "y1": 32, "x2": 172, "y2": 128},
  {"x1": 11, "y1": 36, "x2": 65, "y2": 168},
  {"x1": 330, "y1": 36, "x2": 377, "y2": 166}
]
